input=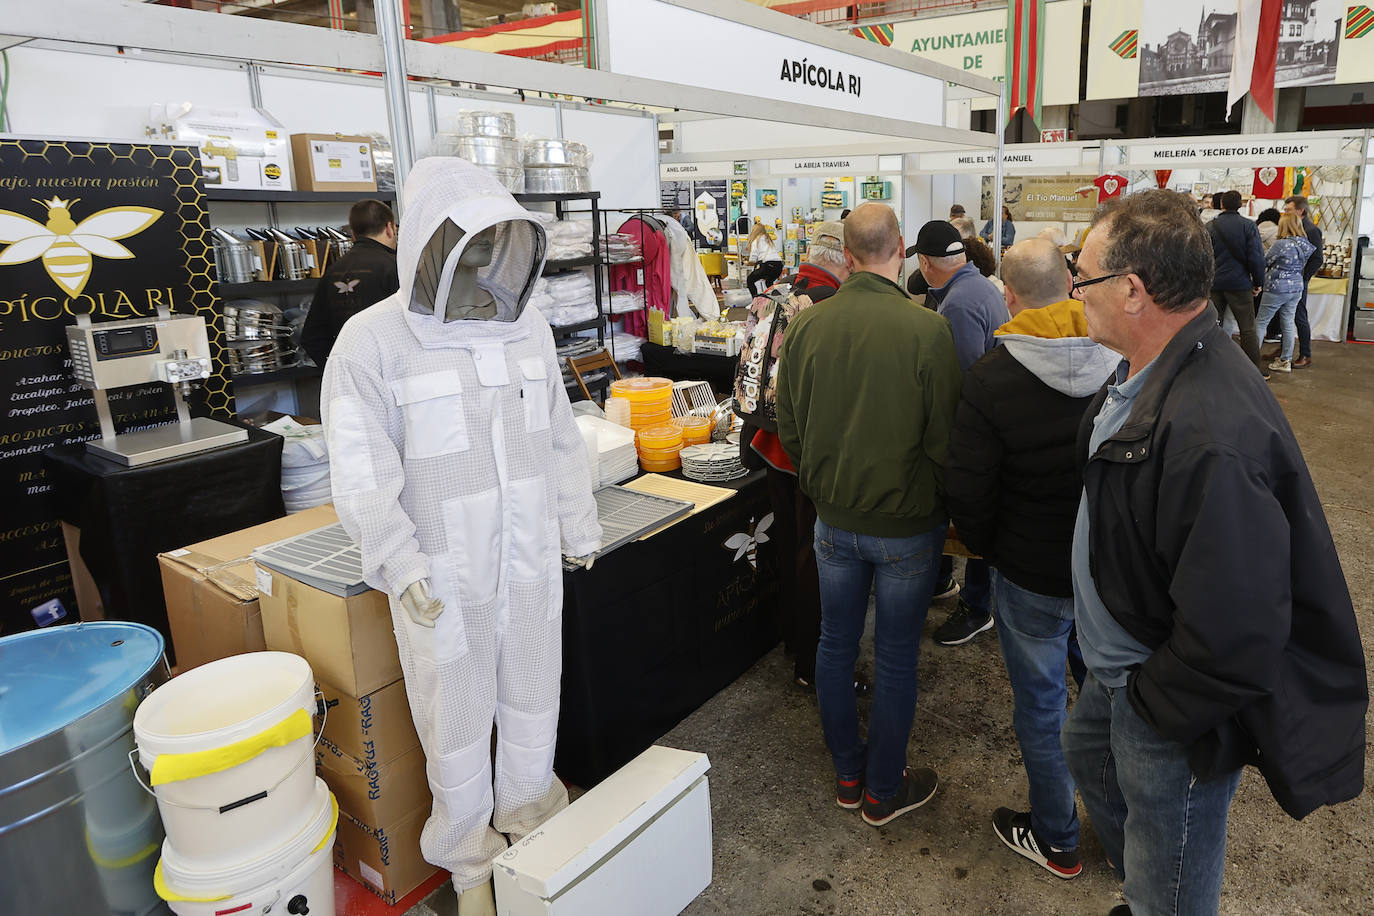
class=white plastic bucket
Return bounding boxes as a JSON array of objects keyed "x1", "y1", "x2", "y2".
[
  {"x1": 133, "y1": 651, "x2": 319, "y2": 868},
  {"x1": 157, "y1": 779, "x2": 338, "y2": 916}
]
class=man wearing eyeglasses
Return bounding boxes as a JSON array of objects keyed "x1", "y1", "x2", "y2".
[{"x1": 1063, "y1": 190, "x2": 1366, "y2": 916}]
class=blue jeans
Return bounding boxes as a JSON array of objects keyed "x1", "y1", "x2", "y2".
[
  {"x1": 1255, "y1": 287, "x2": 1302, "y2": 362},
  {"x1": 991, "y1": 571, "x2": 1081, "y2": 850},
  {"x1": 938, "y1": 554, "x2": 991, "y2": 615},
  {"x1": 1062, "y1": 675, "x2": 1242, "y2": 915},
  {"x1": 814, "y1": 519, "x2": 943, "y2": 800}
]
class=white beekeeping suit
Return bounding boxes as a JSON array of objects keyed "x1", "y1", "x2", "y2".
[
  {"x1": 322, "y1": 157, "x2": 602, "y2": 903},
  {"x1": 661, "y1": 215, "x2": 719, "y2": 319}
]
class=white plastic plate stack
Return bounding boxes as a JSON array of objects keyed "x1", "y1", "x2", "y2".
[
  {"x1": 574, "y1": 414, "x2": 639, "y2": 486},
  {"x1": 679, "y1": 442, "x2": 749, "y2": 482}
]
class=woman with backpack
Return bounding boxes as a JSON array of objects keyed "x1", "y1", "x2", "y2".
[{"x1": 1254, "y1": 211, "x2": 1316, "y2": 377}]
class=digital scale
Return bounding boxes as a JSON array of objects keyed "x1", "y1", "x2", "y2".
[{"x1": 65, "y1": 309, "x2": 247, "y2": 466}]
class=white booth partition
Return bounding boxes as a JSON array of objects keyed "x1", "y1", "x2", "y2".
[{"x1": 1104, "y1": 132, "x2": 1366, "y2": 343}]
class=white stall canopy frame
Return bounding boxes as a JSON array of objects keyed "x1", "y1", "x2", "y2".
[
  {"x1": 1104, "y1": 130, "x2": 1366, "y2": 344},
  {"x1": 6, "y1": 0, "x2": 1003, "y2": 200}
]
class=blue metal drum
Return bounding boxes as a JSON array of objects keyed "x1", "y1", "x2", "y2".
[{"x1": 0, "y1": 622, "x2": 170, "y2": 915}]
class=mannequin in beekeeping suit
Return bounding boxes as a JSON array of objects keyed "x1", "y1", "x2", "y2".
[{"x1": 322, "y1": 157, "x2": 602, "y2": 915}]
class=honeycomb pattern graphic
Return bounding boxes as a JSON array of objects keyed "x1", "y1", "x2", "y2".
[{"x1": 0, "y1": 139, "x2": 234, "y2": 420}]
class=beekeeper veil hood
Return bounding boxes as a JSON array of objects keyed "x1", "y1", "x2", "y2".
[{"x1": 399, "y1": 157, "x2": 546, "y2": 324}]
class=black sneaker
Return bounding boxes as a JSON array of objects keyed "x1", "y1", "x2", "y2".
[
  {"x1": 992, "y1": 807, "x2": 1082, "y2": 879},
  {"x1": 861, "y1": 767, "x2": 938, "y2": 826},
  {"x1": 932, "y1": 601, "x2": 994, "y2": 646},
  {"x1": 932, "y1": 575, "x2": 960, "y2": 600},
  {"x1": 1108, "y1": 906, "x2": 1133, "y2": 916},
  {"x1": 836, "y1": 774, "x2": 864, "y2": 810}
]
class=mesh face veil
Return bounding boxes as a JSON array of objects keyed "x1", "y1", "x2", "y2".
[{"x1": 400, "y1": 157, "x2": 547, "y2": 324}]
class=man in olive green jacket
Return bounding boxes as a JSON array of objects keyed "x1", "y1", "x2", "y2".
[{"x1": 776, "y1": 202, "x2": 962, "y2": 828}]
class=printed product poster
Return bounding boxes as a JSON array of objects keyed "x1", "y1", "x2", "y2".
[
  {"x1": 0, "y1": 139, "x2": 229, "y2": 634},
  {"x1": 982, "y1": 175, "x2": 1099, "y2": 222}
]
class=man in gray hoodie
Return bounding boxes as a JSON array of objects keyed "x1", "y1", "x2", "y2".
[{"x1": 945, "y1": 238, "x2": 1119, "y2": 881}]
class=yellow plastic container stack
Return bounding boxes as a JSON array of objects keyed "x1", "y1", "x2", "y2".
[
  {"x1": 610, "y1": 377, "x2": 674, "y2": 431},
  {"x1": 636, "y1": 423, "x2": 685, "y2": 472},
  {"x1": 671, "y1": 415, "x2": 714, "y2": 447}
]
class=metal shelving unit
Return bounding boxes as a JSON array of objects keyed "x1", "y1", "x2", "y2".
[
  {"x1": 219, "y1": 278, "x2": 317, "y2": 298},
  {"x1": 205, "y1": 188, "x2": 396, "y2": 204},
  {"x1": 516, "y1": 191, "x2": 608, "y2": 402}
]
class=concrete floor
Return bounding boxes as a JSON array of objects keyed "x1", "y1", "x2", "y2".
[{"x1": 413, "y1": 339, "x2": 1374, "y2": 916}]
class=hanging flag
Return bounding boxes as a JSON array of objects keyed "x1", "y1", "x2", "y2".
[
  {"x1": 851, "y1": 24, "x2": 894, "y2": 46},
  {"x1": 1109, "y1": 30, "x2": 1138, "y2": 60},
  {"x1": 1253, "y1": 166, "x2": 1286, "y2": 199},
  {"x1": 1228, "y1": 0, "x2": 1281, "y2": 121},
  {"x1": 1348, "y1": 6, "x2": 1374, "y2": 39},
  {"x1": 1005, "y1": 0, "x2": 1047, "y2": 128},
  {"x1": 1094, "y1": 174, "x2": 1127, "y2": 203},
  {"x1": 1154, "y1": 169, "x2": 1172, "y2": 190},
  {"x1": 1085, "y1": 0, "x2": 1143, "y2": 102}
]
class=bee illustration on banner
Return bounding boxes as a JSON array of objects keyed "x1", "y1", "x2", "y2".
[
  {"x1": 725, "y1": 513, "x2": 774, "y2": 571},
  {"x1": 0, "y1": 196, "x2": 163, "y2": 298}
]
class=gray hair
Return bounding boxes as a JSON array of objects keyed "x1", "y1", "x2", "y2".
[
  {"x1": 951, "y1": 217, "x2": 977, "y2": 239},
  {"x1": 806, "y1": 243, "x2": 847, "y2": 271},
  {"x1": 924, "y1": 252, "x2": 966, "y2": 272},
  {"x1": 1001, "y1": 239, "x2": 1069, "y2": 309},
  {"x1": 1094, "y1": 190, "x2": 1213, "y2": 312}
]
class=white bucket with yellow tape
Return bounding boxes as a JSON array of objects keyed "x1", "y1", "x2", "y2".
[
  {"x1": 157, "y1": 778, "x2": 338, "y2": 916},
  {"x1": 133, "y1": 651, "x2": 320, "y2": 868}
]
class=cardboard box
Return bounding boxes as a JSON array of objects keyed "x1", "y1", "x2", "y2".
[
  {"x1": 258, "y1": 568, "x2": 399, "y2": 697},
  {"x1": 158, "y1": 505, "x2": 338, "y2": 671},
  {"x1": 334, "y1": 805, "x2": 439, "y2": 906},
  {"x1": 318, "y1": 738, "x2": 431, "y2": 829},
  {"x1": 290, "y1": 133, "x2": 377, "y2": 192},
  {"x1": 161, "y1": 104, "x2": 292, "y2": 191},
  {"x1": 317, "y1": 677, "x2": 419, "y2": 766},
  {"x1": 493, "y1": 746, "x2": 712, "y2": 916}
]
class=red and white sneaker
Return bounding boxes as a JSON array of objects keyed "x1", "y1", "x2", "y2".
[{"x1": 992, "y1": 807, "x2": 1082, "y2": 879}]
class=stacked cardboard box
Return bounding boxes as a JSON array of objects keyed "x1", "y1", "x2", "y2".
[
  {"x1": 257, "y1": 547, "x2": 440, "y2": 904},
  {"x1": 157, "y1": 505, "x2": 338, "y2": 671}
]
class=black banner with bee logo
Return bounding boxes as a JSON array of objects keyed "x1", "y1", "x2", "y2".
[{"x1": 0, "y1": 139, "x2": 232, "y2": 634}]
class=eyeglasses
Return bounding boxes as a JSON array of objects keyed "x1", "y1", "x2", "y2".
[{"x1": 1071, "y1": 272, "x2": 1127, "y2": 294}]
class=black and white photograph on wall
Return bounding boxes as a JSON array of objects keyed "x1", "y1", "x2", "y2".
[
  {"x1": 1274, "y1": 0, "x2": 1341, "y2": 88},
  {"x1": 1138, "y1": 0, "x2": 1341, "y2": 96},
  {"x1": 1139, "y1": 0, "x2": 1239, "y2": 96}
]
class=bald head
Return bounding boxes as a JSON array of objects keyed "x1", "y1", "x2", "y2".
[
  {"x1": 844, "y1": 203, "x2": 902, "y2": 267},
  {"x1": 1000, "y1": 238, "x2": 1071, "y2": 314}
]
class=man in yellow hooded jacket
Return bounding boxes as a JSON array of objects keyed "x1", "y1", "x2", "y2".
[{"x1": 945, "y1": 237, "x2": 1119, "y2": 881}]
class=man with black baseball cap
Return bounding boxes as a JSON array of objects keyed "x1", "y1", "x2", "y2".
[{"x1": 912, "y1": 219, "x2": 1010, "y2": 648}]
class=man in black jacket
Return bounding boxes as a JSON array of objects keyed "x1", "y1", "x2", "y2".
[
  {"x1": 1206, "y1": 189, "x2": 1264, "y2": 373},
  {"x1": 947, "y1": 239, "x2": 1118, "y2": 881},
  {"x1": 300, "y1": 199, "x2": 399, "y2": 367},
  {"x1": 1065, "y1": 190, "x2": 1366, "y2": 916},
  {"x1": 1281, "y1": 194, "x2": 1322, "y2": 368}
]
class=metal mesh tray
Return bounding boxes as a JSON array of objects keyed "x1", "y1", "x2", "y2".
[
  {"x1": 578, "y1": 485, "x2": 694, "y2": 563},
  {"x1": 252, "y1": 523, "x2": 368, "y2": 597}
]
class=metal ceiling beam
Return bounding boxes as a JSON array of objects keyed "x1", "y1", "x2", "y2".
[{"x1": 4, "y1": 0, "x2": 999, "y2": 148}]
